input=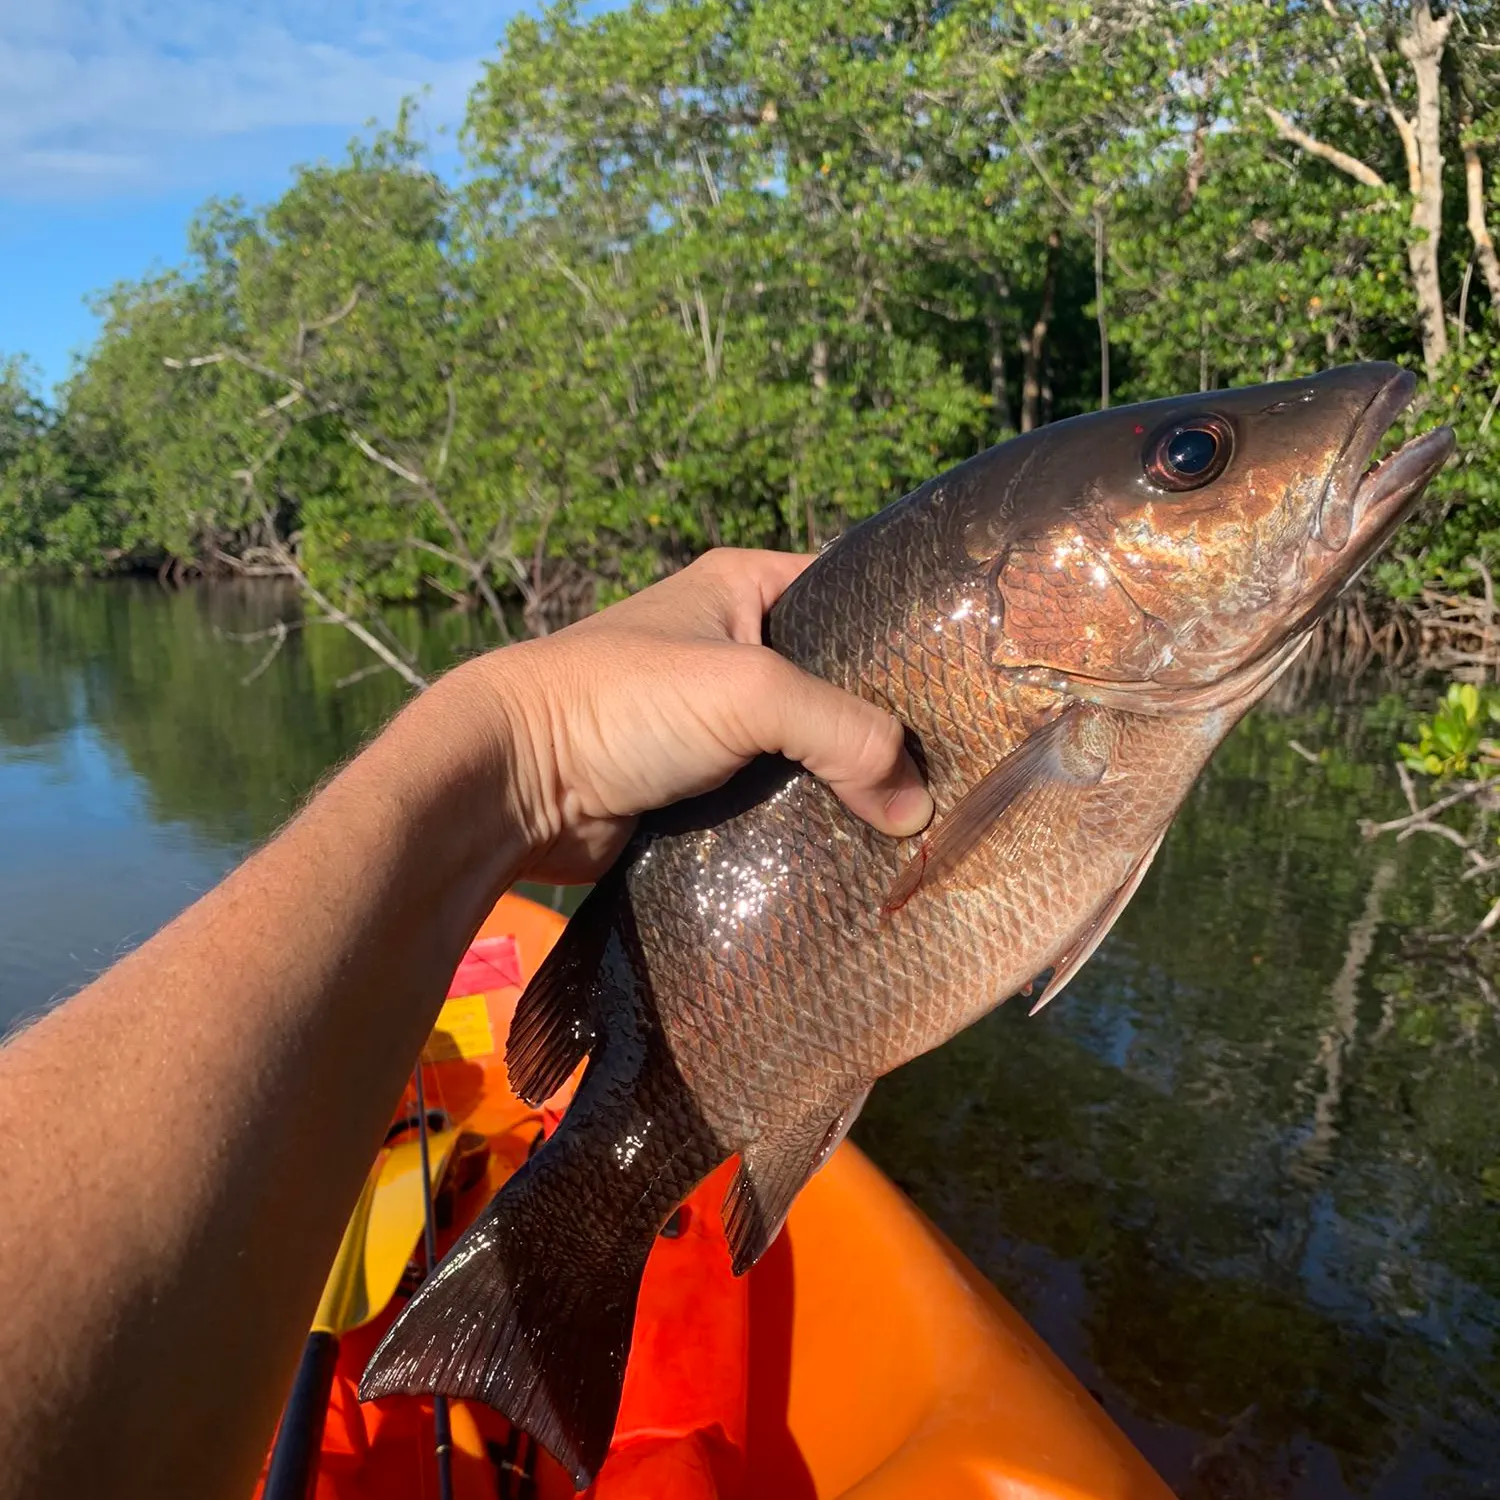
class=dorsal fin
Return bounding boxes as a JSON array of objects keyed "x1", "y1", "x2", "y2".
[{"x1": 505, "y1": 870, "x2": 624, "y2": 1105}]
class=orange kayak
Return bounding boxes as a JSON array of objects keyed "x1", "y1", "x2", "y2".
[{"x1": 255, "y1": 892, "x2": 1171, "y2": 1500}]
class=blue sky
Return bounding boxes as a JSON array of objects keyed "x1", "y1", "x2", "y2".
[{"x1": 0, "y1": 2, "x2": 528, "y2": 394}]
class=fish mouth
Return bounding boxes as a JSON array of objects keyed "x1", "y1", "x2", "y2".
[
  {"x1": 1051, "y1": 371, "x2": 1455, "y2": 720},
  {"x1": 1219, "y1": 379, "x2": 1454, "y2": 702},
  {"x1": 1318, "y1": 367, "x2": 1455, "y2": 562},
  {"x1": 1341, "y1": 424, "x2": 1456, "y2": 561}
]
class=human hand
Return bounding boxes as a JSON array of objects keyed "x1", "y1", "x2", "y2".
[{"x1": 458, "y1": 549, "x2": 933, "y2": 885}]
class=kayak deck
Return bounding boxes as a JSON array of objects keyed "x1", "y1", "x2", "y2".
[{"x1": 256, "y1": 893, "x2": 1171, "y2": 1500}]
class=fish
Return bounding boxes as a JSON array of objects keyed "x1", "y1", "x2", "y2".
[{"x1": 360, "y1": 362, "x2": 1454, "y2": 1486}]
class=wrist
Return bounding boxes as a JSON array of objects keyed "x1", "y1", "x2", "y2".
[{"x1": 417, "y1": 651, "x2": 565, "y2": 883}]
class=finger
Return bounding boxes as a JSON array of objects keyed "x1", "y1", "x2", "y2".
[
  {"x1": 743, "y1": 655, "x2": 933, "y2": 837},
  {"x1": 684, "y1": 550, "x2": 816, "y2": 644}
]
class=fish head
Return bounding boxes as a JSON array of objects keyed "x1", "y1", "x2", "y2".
[{"x1": 968, "y1": 363, "x2": 1454, "y2": 707}]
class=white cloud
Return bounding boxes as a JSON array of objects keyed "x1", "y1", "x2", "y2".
[{"x1": 0, "y1": 0, "x2": 513, "y2": 199}]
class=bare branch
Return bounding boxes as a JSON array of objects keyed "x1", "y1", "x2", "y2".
[
  {"x1": 1178, "y1": 108, "x2": 1209, "y2": 214},
  {"x1": 434, "y1": 377, "x2": 458, "y2": 479},
  {"x1": 1462, "y1": 140, "x2": 1500, "y2": 310},
  {"x1": 998, "y1": 91, "x2": 1082, "y2": 218},
  {"x1": 694, "y1": 286, "x2": 717, "y2": 382},
  {"x1": 1362, "y1": 780, "x2": 1490, "y2": 837},
  {"x1": 696, "y1": 147, "x2": 722, "y2": 209},
  {"x1": 1474, "y1": 894, "x2": 1500, "y2": 941},
  {"x1": 333, "y1": 663, "x2": 390, "y2": 691},
  {"x1": 345, "y1": 427, "x2": 428, "y2": 490},
  {"x1": 216, "y1": 620, "x2": 310, "y2": 645},
  {"x1": 1322, "y1": 0, "x2": 1420, "y2": 186},
  {"x1": 1257, "y1": 102, "x2": 1387, "y2": 188},
  {"x1": 164, "y1": 348, "x2": 314, "y2": 398},
  {"x1": 230, "y1": 460, "x2": 428, "y2": 692},
  {"x1": 302, "y1": 287, "x2": 362, "y2": 337},
  {"x1": 294, "y1": 287, "x2": 362, "y2": 363},
  {"x1": 540, "y1": 244, "x2": 600, "y2": 309},
  {"x1": 255, "y1": 390, "x2": 304, "y2": 420},
  {"x1": 406, "y1": 536, "x2": 477, "y2": 573}
]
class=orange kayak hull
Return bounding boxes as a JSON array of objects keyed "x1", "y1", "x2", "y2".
[{"x1": 255, "y1": 893, "x2": 1171, "y2": 1500}]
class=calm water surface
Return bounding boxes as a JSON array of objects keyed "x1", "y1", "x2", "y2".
[{"x1": 2, "y1": 578, "x2": 1498, "y2": 1496}]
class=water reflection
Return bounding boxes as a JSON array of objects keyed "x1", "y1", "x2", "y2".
[
  {"x1": 1, "y1": 578, "x2": 1497, "y2": 1494},
  {"x1": 857, "y1": 706, "x2": 1500, "y2": 1496}
]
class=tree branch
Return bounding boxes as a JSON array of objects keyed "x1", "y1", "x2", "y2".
[
  {"x1": 1461, "y1": 137, "x2": 1500, "y2": 311},
  {"x1": 434, "y1": 377, "x2": 458, "y2": 480},
  {"x1": 230, "y1": 458, "x2": 428, "y2": 693},
  {"x1": 1322, "y1": 0, "x2": 1421, "y2": 190},
  {"x1": 294, "y1": 287, "x2": 362, "y2": 363},
  {"x1": 1257, "y1": 102, "x2": 1387, "y2": 188}
]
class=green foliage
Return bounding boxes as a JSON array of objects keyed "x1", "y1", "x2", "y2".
[
  {"x1": 5, "y1": 1, "x2": 1500, "y2": 644},
  {"x1": 0, "y1": 359, "x2": 102, "y2": 571},
  {"x1": 1400, "y1": 680, "x2": 1500, "y2": 778}
]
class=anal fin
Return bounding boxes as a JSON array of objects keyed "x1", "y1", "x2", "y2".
[
  {"x1": 1029, "y1": 829, "x2": 1167, "y2": 1016},
  {"x1": 722, "y1": 1088, "x2": 870, "y2": 1275}
]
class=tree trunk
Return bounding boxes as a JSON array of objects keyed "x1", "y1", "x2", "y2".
[
  {"x1": 987, "y1": 276, "x2": 1016, "y2": 437},
  {"x1": 1399, "y1": 2, "x2": 1453, "y2": 375},
  {"x1": 792, "y1": 336, "x2": 830, "y2": 551},
  {"x1": 1020, "y1": 228, "x2": 1060, "y2": 434},
  {"x1": 1462, "y1": 141, "x2": 1500, "y2": 313},
  {"x1": 1094, "y1": 205, "x2": 1110, "y2": 411},
  {"x1": 1178, "y1": 107, "x2": 1209, "y2": 214},
  {"x1": 1450, "y1": 44, "x2": 1500, "y2": 319}
]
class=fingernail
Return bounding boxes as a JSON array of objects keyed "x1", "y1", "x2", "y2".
[{"x1": 884, "y1": 783, "x2": 934, "y2": 838}]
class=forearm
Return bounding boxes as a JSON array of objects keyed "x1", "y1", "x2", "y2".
[{"x1": 0, "y1": 666, "x2": 531, "y2": 1500}]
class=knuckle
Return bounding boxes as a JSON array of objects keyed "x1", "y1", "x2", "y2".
[
  {"x1": 689, "y1": 547, "x2": 738, "y2": 582},
  {"x1": 851, "y1": 709, "x2": 902, "y2": 775}
]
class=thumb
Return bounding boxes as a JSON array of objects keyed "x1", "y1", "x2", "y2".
[{"x1": 746, "y1": 654, "x2": 933, "y2": 838}]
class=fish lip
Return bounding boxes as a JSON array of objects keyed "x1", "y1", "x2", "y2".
[
  {"x1": 1315, "y1": 367, "x2": 1418, "y2": 549},
  {"x1": 1285, "y1": 418, "x2": 1453, "y2": 652},
  {"x1": 1346, "y1": 424, "x2": 1456, "y2": 556}
]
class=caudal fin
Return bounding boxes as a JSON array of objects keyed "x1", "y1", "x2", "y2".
[{"x1": 358, "y1": 1153, "x2": 652, "y2": 1489}]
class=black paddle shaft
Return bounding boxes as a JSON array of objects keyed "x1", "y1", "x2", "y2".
[{"x1": 264, "y1": 1330, "x2": 341, "y2": 1500}]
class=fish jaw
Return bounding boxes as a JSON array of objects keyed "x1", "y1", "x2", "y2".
[
  {"x1": 1320, "y1": 422, "x2": 1457, "y2": 585},
  {"x1": 975, "y1": 364, "x2": 1454, "y2": 703}
]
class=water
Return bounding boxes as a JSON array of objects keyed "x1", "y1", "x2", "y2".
[{"x1": 2, "y1": 578, "x2": 1497, "y2": 1495}]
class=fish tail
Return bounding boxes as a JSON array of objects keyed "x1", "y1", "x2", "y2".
[{"x1": 358, "y1": 1137, "x2": 655, "y2": 1489}]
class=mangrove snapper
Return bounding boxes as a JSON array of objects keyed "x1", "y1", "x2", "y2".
[{"x1": 361, "y1": 363, "x2": 1454, "y2": 1485}]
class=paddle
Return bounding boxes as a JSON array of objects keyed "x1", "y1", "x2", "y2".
[{"x1": 264, "y1": 1125, "x2": 459, "y2": 1500}]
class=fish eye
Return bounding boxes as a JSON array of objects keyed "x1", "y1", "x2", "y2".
[{"x1": 1144, "y1": 414, "x2": 1234, "y2": 492}]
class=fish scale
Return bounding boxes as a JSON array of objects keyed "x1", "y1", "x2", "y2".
[{"x1": 361, "y1": 362, "x2": 1456, "y2": 1489}]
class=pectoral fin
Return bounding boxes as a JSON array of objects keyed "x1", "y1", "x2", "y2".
[
  {"x1": 884, "y1": 704, "x2": 1114, "y2": 913},
  {"x1": 1028, "y1": 829, "x2": 1167, "y2": 1016}
]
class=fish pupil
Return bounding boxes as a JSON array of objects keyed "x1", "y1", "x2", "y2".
[
  {"x1": 1166, "y1": 428, "x2": 1218, "y2": 475},
  {"x1": 1144, "y1": 414, "x2": 1232, "y2": 491}
]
